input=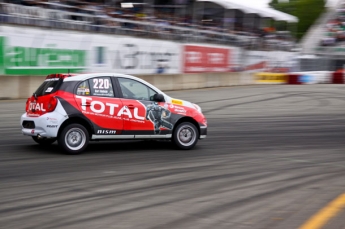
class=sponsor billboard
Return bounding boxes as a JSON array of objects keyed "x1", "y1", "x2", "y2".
[
  {"x1": 0, "y1": 29, "x2": 87, "y2": 75},
  {"x1": 242, "y1": 51, "x2": 267, "y2": 72},
  {"x1": 183, "y1": 45, "x2": 230, "y2": 73},
  {"x1": 255, "y1": 72, "x2": 288, "y2": 84},
  {"x1": 0, "y1": 25, "x2": 297, "y2": 77},
  {"x1": 0, "y1": 26, "x2": 181, "y2": 75},
  {"x1": 90, "y1": 38, "x2": 181, "y2": 75}
]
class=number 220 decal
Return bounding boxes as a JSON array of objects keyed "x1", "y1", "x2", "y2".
[{"x1": 93, "y1": 78, "x2": 110, "y2": 89}]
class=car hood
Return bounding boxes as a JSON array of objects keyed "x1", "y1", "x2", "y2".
[{"x1": 164, "y1": 96, "x2": 202, "y2": 113}]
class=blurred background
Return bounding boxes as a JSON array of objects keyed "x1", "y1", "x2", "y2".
[
  {"x1": 1, "y1": 0, "x2": 345, "y2": 99},
  {"x1": 1, "y1": 1, "x2": 345, "y2": 229},
  {"x1": 0, "y1": 0, "x2": 344, "y2": 86}
]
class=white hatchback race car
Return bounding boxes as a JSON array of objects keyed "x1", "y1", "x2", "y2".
[{"x1": 21, "y1": 73, "x2": 207, "y2": 154}]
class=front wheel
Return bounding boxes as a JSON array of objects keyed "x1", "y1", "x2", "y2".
[
  {"x1": 32, "y1": 136, "x2": 57, "y2": 146},
  {"x1": 58, "y1": 124, "x2": 89, "y2": 155},
  {"x1": 172, "y1": 122, "x2": 199, "y2": 150}
]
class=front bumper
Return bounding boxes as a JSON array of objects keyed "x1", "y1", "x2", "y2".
[{"x1": 199, "y1": 125, "x2": 207, "y2": 139}]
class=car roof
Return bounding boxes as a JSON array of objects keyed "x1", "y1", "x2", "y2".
[{"x1": 63, "y1": 73, "x2": 164, "y2": 95}]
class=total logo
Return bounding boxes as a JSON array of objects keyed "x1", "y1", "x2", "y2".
[
  {"x1": 76, "y1": 96, "x2": 145, "y2": 120},
  {"x1": 29, "y1": 102, "x2": 46, "y2": 111}
]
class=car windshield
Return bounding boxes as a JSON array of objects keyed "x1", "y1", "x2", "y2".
[{"x1": 34, "y1": 78, "x2": 63, "y2": 97}]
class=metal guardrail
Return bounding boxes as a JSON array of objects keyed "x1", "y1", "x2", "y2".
[{"x1": 0, "y1": 3, "x2": 295, "y2": 51}]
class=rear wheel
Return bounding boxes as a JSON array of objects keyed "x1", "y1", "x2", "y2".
[
  {"x1": 172, "y1": 122, "x2": 199, "y2": 150},
  {"x1": 32, "y1": 136, "x2": 56, "y2": 146},
  {"x1": 58, "y1": 124, "x2": 89, "y2": 155}
]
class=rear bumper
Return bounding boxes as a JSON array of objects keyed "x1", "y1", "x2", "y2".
[{"x1": 21, "y1": 101, "x2": 68, "y2": 138}]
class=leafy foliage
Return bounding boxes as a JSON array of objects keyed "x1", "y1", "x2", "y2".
[{"x1": 269, "y1": 0, "x2": 326, "y2": 39}]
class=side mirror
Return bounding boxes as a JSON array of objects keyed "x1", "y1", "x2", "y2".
[{"x1": 153, "y1": 93, "x2": 165, "y2": 102}]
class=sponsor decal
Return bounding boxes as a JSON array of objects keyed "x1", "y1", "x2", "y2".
[
  {"x1": 90, "y1": 77, "x2": 113, "y2": 97},
  {"x1": 171, "y1": 99, "x2": 183, "y2": 105},
  {"x1": 45, "y1": 78, "x2": 60, "y2": 81},
  {"x1": 255, "y1": 73, "x2": 288, "y2": 84},
  {"x1": 174, "y1": 107, "x2": 186, "y2": 114},
  {"x1": 76, "y1": 96, "x2": 145, "y2": 120},
  {"x1": 29, "y1": 102, "x2": 46, "y2": 112},
  {"x1": 28, "y1": 114, "x2": 40, "y2": 117},
  {"x1": 45, "y1": 87, "x2": 54, "y2": 93},
  {"x1": 77, "y1": 88, "x2": 90, "y2": 93},
  {"x1": 47, "y1": 125, "x2": 58, "y2": 128},
  {"x1": 97, "y1": 129, "x2": 117, "y2": 135},
  {"x1": 46, "y1": 117, "x2": 58, "y2": 124},
  {"x1": 145, "y1": 103, "x2": 173, "y2": 134}
]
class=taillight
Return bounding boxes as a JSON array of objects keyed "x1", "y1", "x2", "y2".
[
  {"x1": 25, "y1": 98, "x2": 30, "y2": 112},
  {"x1": 46, "y1": 97, "x2": 58, "y2": 112}
]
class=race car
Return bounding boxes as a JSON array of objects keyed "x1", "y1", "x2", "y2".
[{"x1": 21, "y1": 73, "x2": 207, "y2": 154}]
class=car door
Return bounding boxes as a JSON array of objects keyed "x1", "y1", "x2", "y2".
[
  {"x1": 116, "y1": 77, "x2": 173, "y2": 137},
  {"x1": 74, "y1": 76, "x2": 124, "y2": 136}
]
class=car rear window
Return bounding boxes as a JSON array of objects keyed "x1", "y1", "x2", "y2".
[{"x1": 34, "y1": 78, "x2": 63, "y2": 97}]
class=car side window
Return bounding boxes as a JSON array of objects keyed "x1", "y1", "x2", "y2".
[
  {"x1": 88, "y1": 77, "x2": 114, "y2": 97},
  {"x1": 76, "y1": 81, "x2": 91, "y2": 96},
  {"x1": 118, "y1": 78, "x2": 156, "y2": 101}
]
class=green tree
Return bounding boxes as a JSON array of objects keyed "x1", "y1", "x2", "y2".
[{"x1": 269, "y1": 0, "x2": 326, "y2": 39}]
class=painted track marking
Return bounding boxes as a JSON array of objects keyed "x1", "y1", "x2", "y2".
[{"x1": 299, "y1": 193, "x2": 345, "y2": 229}]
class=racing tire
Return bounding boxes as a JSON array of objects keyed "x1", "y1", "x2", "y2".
[
  {"x1": 172, "y1": 122, "x2": 199, "y2": 150},
  {"x1": 58, "y1": 124, "x2": 89, "y2": 155},
  {"x1": 32, "y1": 136, "x2": 57, "y2": 146}
]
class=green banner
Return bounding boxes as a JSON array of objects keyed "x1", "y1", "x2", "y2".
[{"x1": 0, "y1": 37, "x2": 87, "y2": 75}]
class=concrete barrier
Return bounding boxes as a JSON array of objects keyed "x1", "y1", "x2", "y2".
[{"x1": 0, "y1": 73, "x2": 254, "y2": 99}]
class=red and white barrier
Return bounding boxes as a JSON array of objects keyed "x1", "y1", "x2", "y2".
[
  {"x1": 332, "y1": 71, "x2": 345, "y2": 84},
  {"x1": 254, "y1": 71, "x2": 344, "y2": 85},
  {"x1": 287, "y1": 71, "x2": 332, "y2": 85}
]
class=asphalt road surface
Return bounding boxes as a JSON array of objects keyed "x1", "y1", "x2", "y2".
[{"x1": 0, "y1": 85, "x2": 344, "y2": 229}]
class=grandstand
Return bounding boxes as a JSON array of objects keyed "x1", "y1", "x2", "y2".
[
  {"x1": 0, "y1": 0, "x2": 297, "y2": 51},
  {"x1": 300, "y1": 0, "x2": 345, "y2": 71}
]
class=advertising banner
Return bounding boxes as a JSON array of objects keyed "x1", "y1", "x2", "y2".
[
  {"x1": 242, "y1": 51, "x2": 267, "y2": 72},
  {"x1": 266, "y1": 51, "x2": 297, "y2": 73},
  {"x1": 0, "y1": 26, "x2": 181, "y2": 76},
  {"x1": 255, "y1": 72, "x2": 288, "y2": 84},
  {"x1": 0, "y1": 26, "x2": 87, "y2": 75},
  {"x1": 89, "y1": 37, "x2": 181, "y2": 75},
  {"x1": 183, "y1": 45, "x2": 230, "y2": 73},
  {"x1": 243, "y1": 50, "x2": 298, "y2": 73}
]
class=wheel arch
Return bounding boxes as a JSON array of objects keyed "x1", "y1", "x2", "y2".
[
  {"x1": 58, "y1": 116, "x2": 94, "y2": 139},
  {"x1": 173, "y1": 117, "x2": 200, "y2": 137}
]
